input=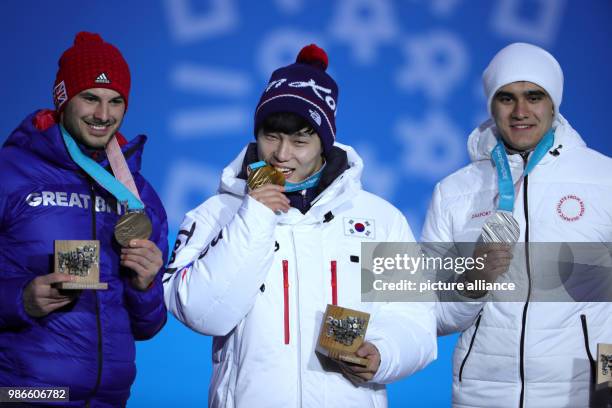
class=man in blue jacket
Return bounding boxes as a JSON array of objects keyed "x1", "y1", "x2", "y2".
[{"x1": 0, "y1": 32, "x2": 168, "y2": 407}]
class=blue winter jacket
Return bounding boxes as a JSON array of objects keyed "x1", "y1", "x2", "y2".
[{"x1": 0, "y1": 111, "x2": 168, "y2": 407}]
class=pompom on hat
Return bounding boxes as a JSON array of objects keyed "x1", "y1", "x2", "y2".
[
  {"x1": 254, "y1": 44, "x2": 338, "y2": 154},
  {"x1": 483, "y1": 42, "x2": 563, "y2": 119},
  {"x1": 53, "y1": 32, "x2": 131, "y2": 111}
]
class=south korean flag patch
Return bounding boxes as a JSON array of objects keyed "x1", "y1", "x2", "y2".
[{"x1": 344, "y1": 217, "x2": 375, "y2": 239}]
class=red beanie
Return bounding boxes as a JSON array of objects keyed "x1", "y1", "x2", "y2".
[{"x1": 53, "y1": 32, "x2": 131, "y2": 111}]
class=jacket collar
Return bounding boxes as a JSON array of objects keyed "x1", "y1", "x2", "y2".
[
  {"x1": 219, "y1": 142, "x2": 364, "y2": 224},
  {"x1": 4, "y1": 110, "x2": 147, "y2": 173},
  {"x1": 467, "y1": 113, "x2": 586, "y2": 166}
]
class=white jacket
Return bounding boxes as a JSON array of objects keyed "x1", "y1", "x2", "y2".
[
  {"x1": 164, "y1": 143, "x2": 436, "y2": 408},
  {"x1": 422, "y1": 115, "x2": 612, "y2": 408}
]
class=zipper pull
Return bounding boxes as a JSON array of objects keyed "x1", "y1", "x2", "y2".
[{"x1": 520, "y1": 151, "x2": 529, "y2": 168}]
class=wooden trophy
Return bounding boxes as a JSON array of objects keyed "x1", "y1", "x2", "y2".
[
  {"x1": 317, "y1": 304, "x2": 370, "y2": 367},
  {"x1": 597, "y1": 343, "x2": 612, "y2": 390},
  {"x1": 54, "y1": 240, "x2": 108, "y2": 290}
]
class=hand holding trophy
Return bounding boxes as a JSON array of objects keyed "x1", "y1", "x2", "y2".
[
  {"x1": 317, "y1": 305, "x2": 379, "y2": 384},
  {"x1": 54, "y1": 240, "x2": 107, "y2": 289}
]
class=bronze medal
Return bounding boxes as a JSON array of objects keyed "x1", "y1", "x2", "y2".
[
  {"x1": 247, "y1": 164, "x2": 285, "y2": 190},
  {"x1": 114, "y1": 211, "x2": 152, "y2": 247}
]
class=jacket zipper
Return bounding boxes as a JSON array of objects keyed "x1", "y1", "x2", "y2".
[
  {"x1": 301, "y1": 189, "x2": 307, "y2": 210},
  {"x1": 283, "y1": 260, "x2": 290, "y2": 345},
  {"x1": 330, "y1": 261, "x2": 338, "y2": 306},
  {"x1": 459, "y1": 313, "x2": 482, "y2": 382},
  {"x1": 580, "y1": 314, "x2": 596, "y2": 384},
  {"x1": 288, "y1": 231, "x2": 303, "y2": 407},
  {"x1": 519, "y1": 155, "x2": 531, "y2": 408},
  {"x1": 85, "y1": 183, "x2": 103, "y2": 407}
]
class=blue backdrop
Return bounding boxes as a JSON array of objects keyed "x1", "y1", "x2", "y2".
[{"x1": 2, "y1": 1, "x2": 611, "y2": 406}]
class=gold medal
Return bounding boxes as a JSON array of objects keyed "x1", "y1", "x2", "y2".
[
  {"x1": 247, "y1": 163, "x2": 285, "y2": 190},
  {"x1": 114, "y1": 211, "x2": 152, "y2": 247}
]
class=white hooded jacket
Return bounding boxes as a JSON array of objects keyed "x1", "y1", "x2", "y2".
[
  {"x1": 164, "y1": 143, "x2": 436, "y2": 407},
  {"x1": 422, "y1": 115, "x2": 612, "y2": 408}
]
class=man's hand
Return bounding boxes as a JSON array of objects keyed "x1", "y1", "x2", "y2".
[
  {"x1": 249, "y1": 184, "x2": 290, "y2": 213},
  {"x1": 463, "y1": 243, "x2": 513, "y2": 297},
  {"x1": 338, "y1": 342, "x2": 381, "y2": 383},
  {"x1": 121, "y1": 239, "x2": 163, "y2": 291},
  {"x1": 23, "y1": 272, "x2": 79, "y2": 318}
]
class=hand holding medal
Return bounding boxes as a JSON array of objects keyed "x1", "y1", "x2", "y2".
[
  {"x1": 60, "y1": 127, "x2": 162, "y2": 290},
  {"x1": 247, "y1": 161, "x2": 290, "y2": 213},
  {"x1": 105, "y1": 136, "x2": 162, "y2": 290},
  {"x1": 247, "y1": 160, "x2": 285, "y2": 190},
  {"x1": 246, "y1": 159, "x2": 327, "y2": 213},
  {"x1": 119, "y1": 239, "x2": 163, "y2": 291},
  {"x1": 468, "y1": 211, "x2": 518, "y2": 297},
  {"x1": 463, "y1": 130, "x2": 555, "y2": 297},
  {"x1": 103, "y1": 136, "x2": 154, "y2": 247},
  {"x1": 317, "y1": 304, "x2": 380, "y2": 384}
]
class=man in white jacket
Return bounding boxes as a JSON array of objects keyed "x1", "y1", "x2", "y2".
[
  {"x1": 164, "y1": 44, "x2": 436, "y2": 407},
  {"x1": 422, "y1": 42, "x2": 612, "y2": 407}
]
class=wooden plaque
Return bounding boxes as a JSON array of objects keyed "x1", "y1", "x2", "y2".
[
  {"x1": 54, "y1": 240, "x2": 107, "y2": 290},
  {"x1": 317, "y1": 304, "x2": 370, "y2": 367},
  {"x1": 597, "y1": 343, "x2": 612, "y2": 389}
]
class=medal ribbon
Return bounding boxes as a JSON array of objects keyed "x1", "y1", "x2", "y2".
[
  {"x1": 249, "y1": 161, "x2": 326, "y2": 192},
  {"x1": 106, "y1": 136, "x2": 142, "y2": 201},
  {"x1": 284, "y1": 163, "x2": 325, "y2": 192},
  {"x1": 248, "y1": 161, "x2": 267, "y2": 171},
  {"x1": 60, "y1": 126, "x2": 144, "y2": 210},
  {"x1": 490, "y1": 128, "x2": 554, "y2": 212}
]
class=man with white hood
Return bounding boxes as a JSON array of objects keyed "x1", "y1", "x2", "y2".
[
  {"x1": 422, "y1": 43, "x2": 612, "y2": 407},
  {"x1": 163, "y1": 44, "x2": 436, "y2": 407}
]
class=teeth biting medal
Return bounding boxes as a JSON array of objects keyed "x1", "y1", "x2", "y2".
[
  {"x1": 247, "y1": 161, "x2": 285, "y2": 189},
  {"x1": 247, "y1": 160, "x2": 325, "y2": 192}
]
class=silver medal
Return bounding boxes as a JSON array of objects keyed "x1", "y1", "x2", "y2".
[{"x1": 481, "y1": 211, "x2": 520, "y2": 243}]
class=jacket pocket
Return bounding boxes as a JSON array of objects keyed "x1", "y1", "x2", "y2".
[
  {"x1": 459, "y1": 313, "x2": 482, "y2": 382},
  {"x1": 580, "y1": 314, "x2": 596, "y2": 384}
]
